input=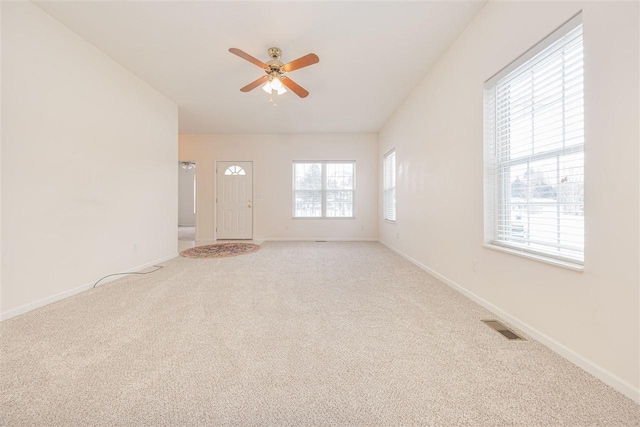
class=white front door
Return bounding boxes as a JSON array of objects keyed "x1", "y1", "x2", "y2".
[{"x1": 216, "y1": 161, "x2": 253, "y2": 240}]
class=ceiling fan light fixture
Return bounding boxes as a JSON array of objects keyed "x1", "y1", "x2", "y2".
[
  {"x1": 276, "y1": 85, "x2": 287, "y2": 95},
  {"x1": 270, "y1": 76, "x2": 284, "y2": 91},
  {"x1": 262, "y1": 80, "x2": 273, "y2": 94},
  {"x1": 180, "y1": 161, "x2": 195, "y2": 171}
]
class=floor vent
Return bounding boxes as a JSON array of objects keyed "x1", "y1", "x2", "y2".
[
  {"x1": 315, "y1": 240, "x2": 327, "y2": 242},
  {"x1": 481, "y1": 320, "x2": 525, "y2": 341}
]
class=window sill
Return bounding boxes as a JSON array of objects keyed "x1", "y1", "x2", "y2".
[
  {"x1": 482, "y1": 243, "x2": 584, "y2": 272},
  {"x1": 292, "y1": 217, "x2": 356, "y2": 220}
]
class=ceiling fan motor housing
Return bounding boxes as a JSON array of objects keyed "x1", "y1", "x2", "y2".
[{"x1": 266, "y1": 61, "x2": 284, "y2": 75}]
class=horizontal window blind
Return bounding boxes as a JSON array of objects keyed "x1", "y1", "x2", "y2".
[
  {"x1": 383, "y1": 149, "x2": 396, "y2": 221},
  {"x1": 484, "y1": 15, "x2": 584, "y2": 264},
  {"x1": 293, "y1": 161, "x2": 355, "y2": 218}
]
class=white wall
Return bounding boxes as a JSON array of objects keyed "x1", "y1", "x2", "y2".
[
  {"x1": 178, "y1": 165, "x2": 196, "y2": 226},
  {"x1": 0, "y1": 1, "x2": 4, "y2": 314},
  {"x1": 1, "y1": 2, "x2": 178, "y2": 318},
  {"x1": 378, "y1": 1, "x2": 639, "y2": 401},
  {"x1": 179, "y1": 134, "x2": 378, "y2": 241}
]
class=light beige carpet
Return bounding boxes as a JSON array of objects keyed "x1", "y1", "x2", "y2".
[
  {"x1": 178, "y1": 226, "x2": 195, "y2": 241},
  {"x1": 1, "y1": 242, "x2": 638, "y2": 426}
]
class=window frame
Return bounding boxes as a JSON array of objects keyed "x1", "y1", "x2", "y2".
[
  {"x1": 292, "y1": 161, "x2": 356, "y2": 219},
  {"x1": 483, "y1": 13, "x2": 585, "y2": 270},
  {"x1": 193, "y1": 172, "x2": 197, "y2": 215},
  {"x1": 383, "y1": 149, "x2": 396, "y2": 223}
]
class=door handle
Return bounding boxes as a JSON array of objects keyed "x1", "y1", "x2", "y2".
[
  {"x1": 248, "y1": 199, "x2": 252, "y2": 202},
  {"x1": 248, "y1": 205, "x2": 252, "y2": 208}
]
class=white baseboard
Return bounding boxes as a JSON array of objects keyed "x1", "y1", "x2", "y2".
[
  {"x1": 0, "y1": 253, "x2": 178, "y2": 322},
  {"x1": 261, "y1": 237, "x2": 378, "y2": 242},
  {"x1": 378, "y1": 240, "x2": 640, "y2": 404}
]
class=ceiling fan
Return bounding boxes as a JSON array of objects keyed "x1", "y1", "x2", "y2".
[{"x1": 229, "y1": 47, "x2": 319, "y2": 98}]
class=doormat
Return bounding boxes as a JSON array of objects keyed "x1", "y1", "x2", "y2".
[{"x1": 180, "y1": 243, "x2": 260, "y2": 259}]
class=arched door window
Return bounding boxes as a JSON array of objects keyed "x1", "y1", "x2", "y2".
[{"x1": 224, "y1": 165, "x2": 246, "y2": 176}]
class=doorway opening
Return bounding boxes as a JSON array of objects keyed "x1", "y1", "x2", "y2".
[{"x1": 178, "y1": 161, "x2": 196, "y2": 249}]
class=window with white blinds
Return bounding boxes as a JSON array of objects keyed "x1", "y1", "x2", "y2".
[
  {"x1": 293, "y1": 161, "x2": 355, "y2": 218},
  {"x1": 484, "y1": 14, "x2": 584, "y2": 265},
  {"x1": 383, "y1": 149, "x2": 396, "y2": 222}
]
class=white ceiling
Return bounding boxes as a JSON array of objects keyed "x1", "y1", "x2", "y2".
[{"x1": 35, "y1": 1, "x2": 486, "y2": 134}]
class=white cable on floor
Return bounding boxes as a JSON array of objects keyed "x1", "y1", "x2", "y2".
[{"x1": 93, "y1": 265, "x2": 164, "y2": 288}]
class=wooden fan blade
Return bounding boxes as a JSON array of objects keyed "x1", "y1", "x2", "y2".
[
  {"x1": 240, "y1": 75, "x2": 269, "y2": 92},
  {"x1": 281, "y1": 53, "x2": 319, "y2": 73},
  {"x1": 229, "y1": 48, "x2": 268, "y2": 69},
  {"x1": 282, "y1": 77, "x2": 309, "y2": 98}
]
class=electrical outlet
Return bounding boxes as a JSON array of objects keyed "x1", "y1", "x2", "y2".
[
  {"x1": 472, "y1": 258, "x2": 478, "y2": 272},
  {"x1": 133, "y1": 243, "x2": 139, "y2": 253},
  {"x1": 396, "y1": 232, "x2": 400, "y2": 239},
  {"x1": 360, "y1": 225, "x2": 364, "y2": 231},
  {"x1": 285, "y1": 225, "x2": 289, "y2": 230}
]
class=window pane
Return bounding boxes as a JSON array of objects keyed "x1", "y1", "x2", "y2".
[
  {"x1": 225, "y1": 165, "x2": 246, "y2": 175},
  {"x1": 383, "y1": 150, "x2": 396, "y2": 221},
  {"x1": 294, "y1": 163, "x2": 322, "y2": 190},
  {"x1": 384, "y1": 188, "x2": 396, "y2": 221},
  {"x1": 326, "y1": 191, "x2": 354, "y2": 217},
  {"x1": 294, "y1": 191, "x2": 322, "y2": 217},
  {"x1": 557, "y1": 152, "x2": 584, "y2": 254},
  {"x1": 326, "y1": 163, "x2": 354, "y2": 190}
]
